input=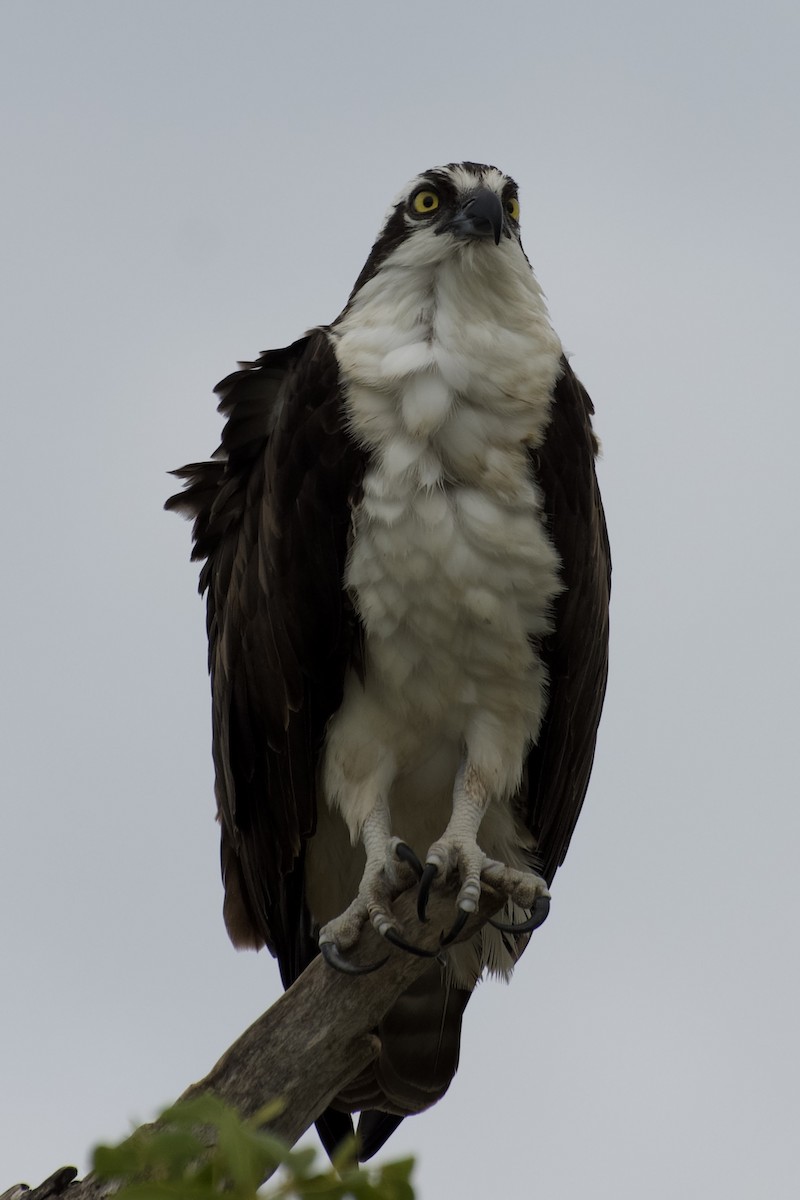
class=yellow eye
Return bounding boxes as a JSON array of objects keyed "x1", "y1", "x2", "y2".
[
  {"x1": 412, "y1": 189, "x2": 440, "y2": 215},
  {"x1": 505, "y1": 196, "x2": 520, "y2": 221}
]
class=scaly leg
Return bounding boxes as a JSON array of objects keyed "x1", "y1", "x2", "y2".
[
  {"x1": 418, "y1": 760, "x2": 550, "y2": 940},
  {"x1": 318, "y1": 803, "x2": 435, "y2": 973}
]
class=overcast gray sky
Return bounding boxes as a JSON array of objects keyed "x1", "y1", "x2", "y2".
[{"x1": 2, "y1": 2, "x2": 799, "y2": 1196}]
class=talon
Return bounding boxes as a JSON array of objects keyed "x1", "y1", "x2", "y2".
[
  {"x1": 320, "y1": 941, "x2": 389, "y2": 975},
  {"x1": 384, "y1": 928, "x2": 440, "y2": 958},
  {"x1": 439, "y1": 907, "x2": 470, "y2": 947},
  {"x1": 394, "y1": 841, "x2": 424, "y2": 880},
  {"x1": 417, "y1": 862, "x2": 439, "y2": 923},
  {"x1": 489, "y1": 894, "x2": 551, "y2": 934}
]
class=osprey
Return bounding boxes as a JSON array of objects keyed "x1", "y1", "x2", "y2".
[{"x1": 168, "y1": 162, "x2": 610, "y2": 1160}]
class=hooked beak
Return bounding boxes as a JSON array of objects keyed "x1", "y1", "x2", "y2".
[{"x1": 447, "y1": 187, "x2": 504, "y2": 245}]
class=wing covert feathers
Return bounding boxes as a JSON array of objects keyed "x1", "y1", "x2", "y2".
[
  {"x1": 524, "y1": 356, "x2": 611, "y2": 884},
  {"x1": 167, "y1": 330, "x2": 366, "y2": 977}
]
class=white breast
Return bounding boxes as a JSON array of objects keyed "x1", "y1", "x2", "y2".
[{"x1": 322, "y1": 235, "x2": 563, "y2": 848}]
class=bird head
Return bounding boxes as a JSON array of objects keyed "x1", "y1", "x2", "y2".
[
  {"x1": 343, "y1": 162, "x2": 526, "y2": 306},
  {"x1": 400, "y1": 162, "x2": 520, "y2": 247}
]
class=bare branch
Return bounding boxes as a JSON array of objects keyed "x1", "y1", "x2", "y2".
[{"x1": 9, "y1": 884, "x2": 505, "y2": 1200}]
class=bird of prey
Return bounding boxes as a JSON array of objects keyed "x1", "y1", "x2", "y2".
[{"x1": 167, "y1": 161, "x2": 610, "y2": 1160}]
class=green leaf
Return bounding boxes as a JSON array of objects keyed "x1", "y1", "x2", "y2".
[
  {"x1": 291, "y1": 1176, "x2": 347, "y2": 1199},
  {"x1": 93, "y1": 1137, "x2": 145, "y2": 1178},
  {"x1": 91, "y1": 1096, "x2": 415, "y2": 1199},
  {"x1": 215, "y1": 1109, "x2": 285, "y2": 1190},
  {"x1": 159, "y1": 1095, "x2": 236, "y2": 1129},
  {"x1": 114, "y1": 1184, "x2": 219, "y2": 1200},
  {"x1": 144, "y1": 1130, "x2": 207, "y2": 1174},
  {"x1": 330, "y1": 1136, "x2": 359, "y2": 1175},
  {"x1": 249, "y1": 1099, "x2": 286, "y2": 1127}
]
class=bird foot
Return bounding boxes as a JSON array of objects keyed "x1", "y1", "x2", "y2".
[
  {"x1": 319, "y1": 837, "x2": 437, "y2": 973},
  {"x1": 418, "y1": 838, "x2": 551, "y2": 942}
]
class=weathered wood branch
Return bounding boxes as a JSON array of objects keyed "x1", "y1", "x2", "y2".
[{"x1": 7, "y1": 884, "x2": 505, "y2": 1200}]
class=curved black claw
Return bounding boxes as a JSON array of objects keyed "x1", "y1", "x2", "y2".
[
  {"x1": 384, "y1": 928, "x2": 440, "y2": 958},
  {"x1": 439, "y1": 906, "x2": 470, "y2": 947},
  {"x1": 394, "y1": 841, "x2": 424, "y2": 880},
  {"x1": 417, "y1": 862, "x2": 439, "y2": 923},
  {"x1": 320, "y1": 941, "x2": 389, "y2": 975},
  {"x1": 489, "y1": 894, "x2": 551, "y2": 935}
]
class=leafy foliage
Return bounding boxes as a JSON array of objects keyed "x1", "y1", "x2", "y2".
[{"x1": 92, "y1": 1096, "x2": 415, "y2": 1200}]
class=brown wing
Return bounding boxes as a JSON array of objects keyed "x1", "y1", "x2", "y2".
[
  {"x1": 525, "y1": 356, "x2": 611, "y2": 886},
  {"x1": 166, "y1": 330, "x2": 366, "y2": 983}
]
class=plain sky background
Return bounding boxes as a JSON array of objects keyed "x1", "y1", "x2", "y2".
[{"x1": 2, "y1": 2, "x2": 799, "y2": 1196}]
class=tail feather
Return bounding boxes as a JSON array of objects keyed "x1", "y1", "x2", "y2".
[
  {"x1": 357, "y1": 1111, "x2": 405, "y2": 1161},
  {"x1": 332, "y1": 964, "x2": 472, "y2": 1151},
  {"x1": 373, "y1": 967, "x2": 471, "y2": 1111},
  {"x1": 315, "y1": 1107, "x2": 354, "y2": 1161}
]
